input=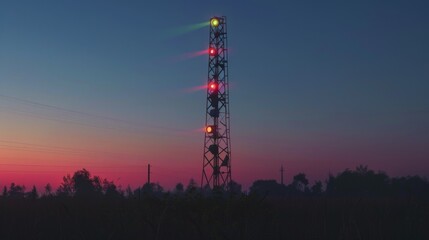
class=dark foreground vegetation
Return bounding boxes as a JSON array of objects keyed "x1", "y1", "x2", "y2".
[{"x1": 1, "y1": 166, "x2": 428, "y2": 239}]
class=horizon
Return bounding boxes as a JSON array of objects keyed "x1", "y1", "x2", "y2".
[
  {"x1": 0, "y1": 164, "x2": 426, "y2": 193},
  {"x1": 1, "y1": 1, "x2": 428, "y2": 192}
]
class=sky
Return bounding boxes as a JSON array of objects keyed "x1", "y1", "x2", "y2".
[{"x1": 0, "y1": 0, "x2": 428, "y2": 191}]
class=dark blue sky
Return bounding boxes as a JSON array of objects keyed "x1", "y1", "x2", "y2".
[{"x1": 0, "y1": 1, "x2": 428, "y2": 189}]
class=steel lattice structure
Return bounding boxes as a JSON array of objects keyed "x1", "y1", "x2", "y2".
[{"x1": 201, "y1": 16, "x2": 231, "y2": 190}]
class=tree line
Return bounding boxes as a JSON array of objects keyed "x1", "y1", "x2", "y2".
[{"x1": 2, "y1": 165, "x2": 429, "y2": 200}]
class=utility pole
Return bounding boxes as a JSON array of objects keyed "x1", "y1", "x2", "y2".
[
  {"x1": 147, "y1": 164, "x2": 151, "y2": 185},
  {"x1": 280, "y1": 165, "x2": 284, "y2": 185}
]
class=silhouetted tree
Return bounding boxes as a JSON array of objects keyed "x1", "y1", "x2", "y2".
[
  {"x1": 27, "y1": 185, "x2": 38, "y2": 200},
  {"x1": 141, "y1": 182, "x2": 153, "y2": 194},
  {"x1": 125, "y1": 185, "x2": 134, "y2": 198},
  {"x1": 103, "y1": 179, "x2": 121, "y2": 199},
  {"x1": 326, "y1": 165, "x2": 389, "y2": 196},
  {"x1": 391, "y1": 175, "x2": 429, "y2": 198},
  {"x1": 175, "y1": 183, "x2": 184, "y2": 195},
  {"x1": 8, "y1": 183, "x2": 25, "y2": 199},
  {"x1": 186, "y1": 179, "x2": 198, "y2": 194},
  {"x1": 228, "y1": 180, "x2": 242, "y2": 196},
  {"x1": 56, "y1": 174, "x2": 73, "y2": 197},
  {"x1": 72, "y1": 169, "x2": 101, "y2": 198},
  {"x1": 311, "y1": 181, "x2": 323, "y2": 195},
  {"x1": 292, "y1": 173, "x2": 309, "y2": 192},
  {"x1": 249, "y1": 180, "x2": 286, "y2": 196},
  {"x1": 133, "y1": 187, "x2": 142, "y2": 200},
  {"x1": 201, "y1": 184, "x2": 213, "y2": 197},
  {"x1": 44, "y1": 183, "x2": 52, "y2": 197},
  {"x1": 141, "y1": 182, "x2": 164, "y2": 197},
  {"x1": 92, "y1": 175, "x2": 103, "y2": 193},
  {"x1": 2, "y1": 186, "x2": 7, "y2": 198},
  {"x1": 56, "y1": 169, "x2": 114, "y2": 198}
]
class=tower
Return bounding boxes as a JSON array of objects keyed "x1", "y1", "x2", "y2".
[
  {"x1": 280, "y1": 165, "x2": 284, "y2": 185},
  {"x1": 201, "y1": 16, "x2": 231, "y2": 190}
]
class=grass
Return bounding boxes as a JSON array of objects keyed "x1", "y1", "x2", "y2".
[{"x1": 0, "y1": 195, "x2": 427, "y2": 239}]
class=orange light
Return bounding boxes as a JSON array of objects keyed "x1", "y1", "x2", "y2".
[{"x1": 206, "y1": 126, "x2": 214, "y2": 133}]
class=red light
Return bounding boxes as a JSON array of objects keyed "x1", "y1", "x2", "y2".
[
  {"x1": 208, "y1": 48, "x2": 217, "y2": 56},
  {"x1": 209, "y1": 83, "x2": 217, "y2": 90}
]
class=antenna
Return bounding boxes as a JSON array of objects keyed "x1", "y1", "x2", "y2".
[{"x1": 201, "y1": 16, "x2": 232, "y2": 190}]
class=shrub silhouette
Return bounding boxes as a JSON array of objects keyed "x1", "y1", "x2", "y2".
[
  {"x1": 250, "y1": 179, "x2": 286, "y2": 196},
  {"x1": 326, "y1": 165, "x2": 390, "y2": 196},
  {"x1": 8, "y1": 183, "x2": 25, "y2": 199},
  {"x1": 0, "y1": 167, "x2": 428, "y2": 239},
  {"x1": 292, "y1": 172, "x2": 309, "y2": 192}
]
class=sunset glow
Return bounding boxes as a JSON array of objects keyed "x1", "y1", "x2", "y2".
[{"x1": 0, "y1": 1, "x2": 428, "y2": 193}]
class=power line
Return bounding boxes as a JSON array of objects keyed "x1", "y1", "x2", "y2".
[
  {"x1": 0, "y1": 94, "x2": 145, "y2": 127},
  {"x1": 0, "y1": 105, "x2": 176, "y2": 137},
  {"x1": 0, "y1": 94, "x2": 191, "y2": 132},
  {"x1": 0, "y1": 163, "x2": 151, "y2": 169},
  {"x1": 0, "y1": 139, "x2": 145, "y2": 158}
]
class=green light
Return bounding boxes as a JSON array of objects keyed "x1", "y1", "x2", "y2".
[
  {"x1": 166, "y1": 21, "x2": 210, "y2": 37},
  {"x1": 211, "y1": 18, "x2": 219, "y2": 27}
]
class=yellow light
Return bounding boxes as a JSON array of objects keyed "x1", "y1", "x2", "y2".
[{"x1": 211, "y1": 18, "x2": 219, "y2": 27}]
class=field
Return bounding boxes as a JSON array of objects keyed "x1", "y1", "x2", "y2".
[{"x1": 0, "y1": 195, "x2": 428, "y2": 240}]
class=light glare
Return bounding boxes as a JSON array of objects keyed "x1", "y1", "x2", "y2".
[
  {"x1": 208, "y1": 48, "x2": 217, "y2": 56},
  {"x1": 211, "y1": 18, "x2": 219, "y2": 27},
  {"x1": 206, "y1": 126, "x2": 214, "y2": 133}
]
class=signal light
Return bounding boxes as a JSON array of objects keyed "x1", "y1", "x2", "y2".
[
  {"x1": 210, "y1": 18, "x2": 220, "y2": 27},
  {"x1": 208, "y1": 48, "x2": 217, "y2": 56},
  {"x1": 209, "y1": 82, "x2": 217, "y2": 91},
  {"x1": 206, "y1": 125, "x2": 215, "y2": 133}
]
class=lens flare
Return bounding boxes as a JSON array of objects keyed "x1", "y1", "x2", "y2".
[
  {"x1": 206, "y1": 126, "x2": 214, "y2": 133},
  {"x1": 211, "y1": 18, "x2": 219, "y2": 27},
  {"x1": 208, "y1": 48, "x2": 217, "y2": 56},
  {"x1": 167, "y1": 21, "x2": 210, "y2": 36},
  {"x1": 209, "y1": 83, "x2": 217, "y2": 90}
]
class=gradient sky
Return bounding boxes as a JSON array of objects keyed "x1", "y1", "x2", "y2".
[{"x1": 0, "y1": 0, "x2": 428, "y2": 191}]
